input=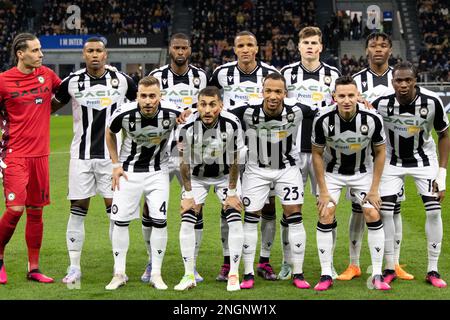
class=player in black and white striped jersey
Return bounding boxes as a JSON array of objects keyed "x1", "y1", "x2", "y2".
[
  {"x1": 176, "y1": 87, "x2": 244, "y2": 292},
  {"x1": 141, "y1": 33, "x2": 208, "y2": 284},
  {"x1": 209, "y1": 31, "x2": 281, "y2": 282},
  {"x1": 280, "y1": 26, "x2": 341, "y2": 280},
  {"x1": 372, "y1": 62, "x2": 450, "y2": 288},
  {"x1": 104, "y1": 76, "x2": 181, "y2": 291},
  {"x1": 340, "y1": 32, "x2": 413, "y2": 282},
  {"x1": 312, "y1": 76, "x2": 389, "y2": 291},
  {"x1": 52, "y1": 37, "x2": 137, "y2": 285},
  {"x1": 229, "y1": 73, "x2": 316, "y2": 290}
]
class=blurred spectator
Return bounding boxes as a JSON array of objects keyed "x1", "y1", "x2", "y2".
[{"x1": 190, "y1": 0, "x2": 317, "y2": 73}]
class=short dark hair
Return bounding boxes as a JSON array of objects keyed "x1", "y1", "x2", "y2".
[
  {"x1": 263, "y1": 72, "x2": 286, "y2": 89},
  {"x1": 393, "y1": 61, "x2": 416, "y2": 77},
  {"x1": 198, "y1": 86, "x2": 221, "y2": 100},
  {"x1": 365, "y1": 32, "x2": 392, "y2": 48},
  {"x1": 170, "y1": 33, "x2": 191, "y2": 46},
  {"x1": 234, "y1": 31, "x2": 257, "y2": 44},
  {"x1": 84, "y1": 37, "x2": 106, "y2": 47},
  {"x1": 138, "y1": 75, "x2": 160, "y2": 87},
  {"x1": 11, "y1": 33, "x2": 38, "y2": 65},
  {"x1": 335, "y1": 75, "x2": 357, "y2": 89}
]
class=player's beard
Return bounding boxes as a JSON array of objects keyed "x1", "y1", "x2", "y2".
[{"x1": 171, "y1": 53, "x2": 187, "y2": 67}]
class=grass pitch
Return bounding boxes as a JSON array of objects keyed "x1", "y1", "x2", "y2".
[{"x1": 0, "y1": 115, "x2": 448, "y2": 300}]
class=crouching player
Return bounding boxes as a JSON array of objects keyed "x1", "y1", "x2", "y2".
[
  {"x1": 312, "y1": 76, "x2": 390, "y2": 291},
  {"x1": 176, "y1": 87, "x2": 244, "y2": 291}
]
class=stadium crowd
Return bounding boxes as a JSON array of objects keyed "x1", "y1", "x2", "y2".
[{"x1": 417, "y1": 0, "x2": 450, "y2": 82}]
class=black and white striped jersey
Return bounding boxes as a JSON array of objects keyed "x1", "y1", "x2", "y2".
[
  {"x1": 209, "y1": 61, "x2": 279, "y2": 108},
  {"x1": 352, "y1": 66, "x2": 393, "y2": 102},
  {"x1": 229, "y1": 98, "x2": 315, "y2": 169},
  {"x1": 108, "y1": 100, "x2": 181, "y2": 172},
  {"x1": 149, "y1": 64, "x2": 208, "y2": 109},
  {"x1": 312, "y1": 104, "x2": 386, "y2": 175},
  {"x1": 54, "y1": 69, "x2": 137, "y2": 160},
  {"x1": 281, "y1": 61, "x2": 341, "y2": 153},
  {"x1": 178, "y1": 110, "x2": 244, "y2": 178},
  {"x1": 372, "y1": 86, "x2": 449, "y2": 168}
]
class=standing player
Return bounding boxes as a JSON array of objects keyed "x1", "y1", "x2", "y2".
[
  {"x1": 210, "y1": 31, "x2": 280, "y2": 282},
  {"x1": 280, "y1": 26, "x2": 341, "y2": 280},
  {"x1": 0, "y1": 33, "x2": 61, "y2": 284},
  {"x1": 311, "y1": 76, "x2": 389, "y2": 291},
  {"x1": 52, "y1": 37, "x2": 137, "y2": 284},
  {"x1": 141, "y1": 33, "x2": 207, "y2": 284},
  {"x1": 229, "y1": 73, "x2": 315, "y2": 290},
  {"x1": 104, "y1": 76, "x2": 180, "y2": 290},
  {"x1": 176, "y1": 87, "x2": 244, "y2": 292},
  {"x1": 339, "y1": 32, "x2": 413, "y2": 281},
  {"x1": 373, "y1": 62, "x2": 449, "y2": 288}
]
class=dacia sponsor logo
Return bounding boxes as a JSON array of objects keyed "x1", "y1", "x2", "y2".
[
  {"x1": 162, "y1": 89, "x2": 199, "y2": 97},
  {"x1": 74, "y1": 89, "x2": 121, "y2": 99},
  {"x1": 10, "y1": 86, "x2": 50, "y2": 98},
  {"x1": 287, "y1": 84, "x2": 332, "y2": 94},
  {"x1": 248, "y1": 123, "x2": 296, "y2": 131},
  {"x1": 383, "y1": 117, "x2": 428, "y2": 127},
  {"x1": 223, "y1": 86, "x2": 262, "y2": 94},
  {"x1": 327, "y1": 136, "x2": 371, "y2": 144}
]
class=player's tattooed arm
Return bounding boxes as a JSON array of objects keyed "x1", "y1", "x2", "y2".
[
  {"x1": 179, "y1": 149, "x2": 196, "y2": 213},
  {"x1": 435, "y1": 129, "x2": 449, "y2": 202},
  {"x1": 366, "y1": 143, "x2": 385, "y2": 211},
  {"x1": 224, "y1": 152, "x2": 243, "y2": 212}
]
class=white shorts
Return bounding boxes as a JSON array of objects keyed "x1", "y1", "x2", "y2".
[
  {"x1": 380, "y1": 160, "x2": 439, "y2": 198},
  {"x1": 242, "y1": 165, "x2": 304, "y2": 212},
  {"x1": 345, "y1": 181, "x2": 406, "y2": 203},
  {"x1": 182, "y1": 175, "x2": 242, "y2": 205},
  {"x1": 321, "y1": 171, "x2": 374, "y2": 208},
  {"x1": 67, "y1": 158, "x2": 113, "y2": 200},
  {"x1": 299, "y1": 153, "x2": 317, "y2": 195},
  {"x1": 111, "y1": 170, "x2": 170, "y2": 222}
]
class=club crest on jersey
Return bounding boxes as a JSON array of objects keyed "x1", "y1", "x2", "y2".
[
  {"x1": 162, "y1": 119, "x2": 171, "y2": 128},
  {"x1": 324, "y1": 76, "x2": 331, "y2": 85},
  {"x1": 360, "y1": 124, "x2": 369, "y2": 134},
  {"x1": 110, "y1": 78, "x2": 119, "y2": 87},
  {"x1": 419, "y1": 107, "x2": 428, "y2": 116},
  {"x1": 221, "y1": 132, "x2": 228, "y2": 139},
  {"x1": 287, "y1": 113, "x2": 295, "y2": 122},
  {"x1": 37, "y1": 76, "x2": 45, "y2": 84},
  {"x1": 7, "y1": 193, "x2": 15, "y2": 201},
  {"x1": 193, "y1": 77, "x2": 201, "y2": 86}
]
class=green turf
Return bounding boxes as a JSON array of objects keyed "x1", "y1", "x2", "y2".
[{"x1": 0, "y1": 115, "x2": 449, "y2": 300}]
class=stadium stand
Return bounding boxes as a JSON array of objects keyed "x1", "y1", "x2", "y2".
[
  {"x1": 190, "y1": 0, "x2": 317, "y2": 73},
  {"x1": 417, "y1": 0, "x2": 450, "y2": 82},
  {"x1": 0, "y1": 0, "x2": 29, "y2": 71}
]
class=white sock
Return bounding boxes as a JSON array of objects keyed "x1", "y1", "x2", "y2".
[
  {"x1": 280, "y1": 215, "x2": 291, "y2": 264},
  {"x1": 228, "y1": 217, "x2": 244, "y2": 275},
  {"x1": 260, "y1": 213, "x2": 276, "y2": 260},
  {"x1": 393, "y1": 203, "x2": 402, "y2": 265},
  {"x1": 349, "y1": 203, "x2": 365, "y2": 266},
  {"x1": 150, "y1": 225, "x2": 168, "y2": 276},
  {"x1": 316, "y1": 222, "x2": 333, "y2": 276},
  {"x1": 67, "y1": 207, "x2": 87, "y2": 269},
  {"x1": 331, "y1": 218, "x2": 337, "y2": 271},
  {"x1": 194, "y1": 213, "x2": 203, "y2": 267},
  {"x1": 106, "y1": 205, "x2": 114, "y2": 242},
  {"x1": 286, "y1": 213, "x2": 306, "y2": 274},
  {"x1": 220, "y1": 211, "x2": 230, "y2": 258},
  {"x1": 112, "y1": 222, "x2": 130, "y2": 275},
  {"x1": 424, "y1": 198, "x2": 443, "y2": 272},
  {"x1": 180, "y1": 212, "x2": 196, "y2": 275},
  {"x1": 142, "y1": 216, "x2": 152, "y2": 263},
  {"x1": 381, "y1": 198, "x2": 396, "y2": 270},
  {"x1": 242, "y1": 213, "x2": 260, "y2": 275},
  {"x1": 366, "y1": 220, "x2": 384, "y2": 276}
]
